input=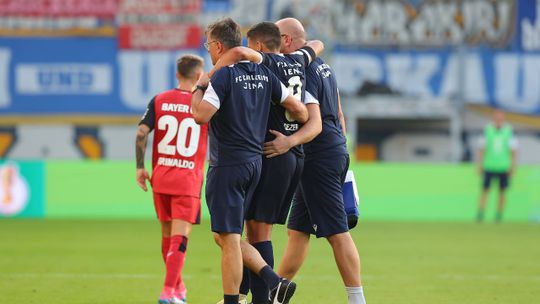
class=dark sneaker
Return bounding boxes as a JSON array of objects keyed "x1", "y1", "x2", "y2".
[{"x1": 269, "y1": 278, "x2": 296, "y2": 304}]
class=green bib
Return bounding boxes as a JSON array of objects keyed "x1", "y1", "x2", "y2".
[{"x1": 483, "y1": 124, "x2": 513, "y2": 172}]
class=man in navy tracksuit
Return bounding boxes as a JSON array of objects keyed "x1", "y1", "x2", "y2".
[{"x1": 191, "y1": 18, "x2": 308, "y2": 304}]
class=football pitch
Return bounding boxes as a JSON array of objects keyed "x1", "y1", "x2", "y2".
[{"x1": 1, "y1": 220, "x2": 539, "y2": 304}]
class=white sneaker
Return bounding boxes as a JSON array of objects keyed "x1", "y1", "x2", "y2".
[{"x1": 158, "y1": 296, "x2": 185, "y2": 304}]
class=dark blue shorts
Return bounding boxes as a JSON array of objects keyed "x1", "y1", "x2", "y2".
[
  {"x1": 288, "y1": 153, "x2": 350, "y2": 238},
  {"x1": 205, "y1": 159, "x2": 262, "y2": 234},
  {"x1": 483, "y1": 171, "x2": 509, "y2": 190},
  {"x1": 245, "y1": 151, "x2": 304, "y2": 225}
]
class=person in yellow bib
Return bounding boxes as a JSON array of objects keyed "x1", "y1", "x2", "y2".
[{"x1": 477, "y1": 109, "x2": 518, "y2": 223}]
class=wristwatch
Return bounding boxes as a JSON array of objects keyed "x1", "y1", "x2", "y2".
[{"x1": 192, "y1": 85, "x2": 207, "y2": 94}]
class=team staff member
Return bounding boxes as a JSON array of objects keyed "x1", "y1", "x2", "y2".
[
  {"x1": 136, "y1": 55, "x2": 207, "y2": 304},
  {"x1": 477, "y1": 109, "x2": 518, "y2": 223},
  {"x1": 275, "y1": 18, "x2": 367, "y2": 304},
  {"x1": 190, "y1": 18, "x2": 307, "y2": 304}
]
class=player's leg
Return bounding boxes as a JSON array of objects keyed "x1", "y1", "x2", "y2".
[
  {"x1": 219, "y1": 244, "x2": 248, "y2": 304},
  {"x1": 214, "y1": 232, "x2": 243, "y2": 302},
  {"x1": 238, "y1": 265, "x2": 250, "y2": 301},
  {"x1": 241, "y1": 239, "x2": 296, "y2": 304},
  {"x1": 162, "y1": 219, "x2": 192, "y2": 301},
  {"x1": 321, "y1": 206, "x2": 365, "y2": 303},
  {"x1": 241, "y1": 239, "x2": 278, "y2": 288},
  {"x1": 327, "y1": 233, "x2": 361, "y2": 287},
  {"x1": 154, "y1": 194, "x2": 184, "y2": 303},
  {"x1": 304, "y1": 154, "x2": 367, "y2": 304},
  {"x1": 496, "y1": 190, "x2": 506, "y2": 223},
  {"x1": 171, "y1": 196, "x2": 202, "y2": 301},
  {"x1": 496, "y1": 173, "x2": 509, "y2": 222},
  {"x1": 243, "y1": 158, "x2": 296, "y2": 304},
  {"x1": 155, "y1": 193, "x2": 173, "y2": 263},
  {"x1": 326, "y1": 232, "x2": 365, "y2": 304},
  {"x1": 279, "y1": 182, "x2": 313, "y2": 279},
  {"x1": 207, "y1": 160, "x2": 263, "y2": 304},
  {"x1": 277, "y1": 229, "x2": 310, "y2": 280},
  {"x1": 245, "y1": 220, "x2": 273, "y2": 303},
  {"x1": 245, "y1": 154, "x2": 304, "y2": 285},
  {"x1": 477, "y1": 172, "x2": 492, "y2": 222},
  {"x1": 242, "y1": 157, "x2": 276, "y2": 303},
  {"x1": 160, "y1": 221, "x2": 172, "y2": 263}
]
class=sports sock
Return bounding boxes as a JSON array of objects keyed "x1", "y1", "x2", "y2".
[
  {"x1": 258, "y1": 265, "x2": 280, "y2": 291},
  {"x1": 239, "y1": 266, "x2": 250, "y2": 295},
  {"x1": 162, "y1": 235, "x2": 188, "y2": 297},
  {"x1": 476, "y1": 210, "x2": 484, "y2": 222},
  {"x1": 175, "y1": 279, "x2": 186, "y2": 300},
  {"x1": 250, "y1": 241, "x2": 274, "y2": 303},
  {"x1": 346, "y1": 286, "x2": 366, "y2": 304},
  {"x1": 161, "y1": 236, "x2": 171, "y2": 263},
  {"x1": 223, "y1": 294, "x2": 239, "y2": 304},
  {"x1": 496, "y1": 212, "x2": 503, "y2": 223}
]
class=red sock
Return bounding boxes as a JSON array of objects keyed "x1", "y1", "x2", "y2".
[
  {"x1": 162, "y1": 235, "x2": 188, "y2": 296},
  {"x1": 161, "y1": 237, "x2": 171, "y2": 264},
  {"x1": 175, "y1": 279, "x2": 187, "y2": 299}
]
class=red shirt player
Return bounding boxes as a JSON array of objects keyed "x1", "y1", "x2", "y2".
[{"x1": 136, "y1": 55, "x2": 207, "y2": 304}]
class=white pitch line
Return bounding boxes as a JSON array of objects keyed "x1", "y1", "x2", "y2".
[
  {"x1": 2, "y1": 272, "x2": 538, "y2": 282},
  {"x1": 0, "y1": 272, "x2": 168, "y2": 280},
  {"x1": 438, "y1": 274, "x2": 540, "y2": 281},
  {"x1": 294, "y1": 274, "x2": 540, "y2": 282}
]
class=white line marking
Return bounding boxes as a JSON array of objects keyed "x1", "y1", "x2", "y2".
[
  {"x1": 2, "y1": 272, "x2": 538, "y2": 282},
  {"x1": 0, "y1": 272, "x2": 166, "y2": 280},
  {"x1": 438, "y1": 274, "x2": 540, "y2": 281}
]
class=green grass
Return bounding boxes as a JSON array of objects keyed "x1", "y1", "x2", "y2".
[{"x1": 1, "y1": 220, "x2": 539, "y2": 303}]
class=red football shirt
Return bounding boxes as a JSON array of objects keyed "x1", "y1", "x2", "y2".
[{"x1": 140, "y1": 89, "x2": 208, "y2": 197}]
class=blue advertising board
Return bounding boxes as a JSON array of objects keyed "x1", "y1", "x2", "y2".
[
  {"x1": 0, "y1": 38, "x2": 205, "y2": 115},
  {"x1": 333, "y1": 47, "x2": 540, "y2": 114}
]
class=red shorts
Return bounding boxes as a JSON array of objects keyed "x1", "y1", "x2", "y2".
[{"x1": 153, "y1": 193, "x2": 201, "y2": 224}]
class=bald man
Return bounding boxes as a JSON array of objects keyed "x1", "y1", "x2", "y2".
[{"x1": 275, "y1": 18, "x2": 367, "y2": 304}]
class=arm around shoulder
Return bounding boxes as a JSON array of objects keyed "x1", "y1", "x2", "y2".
[
  {"x1": 208, "y1": 47, "x2": 263, "y2": 77},
  {"x1": 262, "y1": 104, "x2": 320, "y2": 158},
  {"x1": 191, "y1": 74, "x2": 219, "y2": 124},
  {"x1": 305, "y1": 40, "x2": 324, "y2": 58},
  {"x1": 288, "y1": 103, "x2": 322, "y2": 146},
  {"x1": 282, "y1": 94, "x2": 308, "y2": 123},
  {"x1": 191, "y1": 91, "x2": 219, "y2": 125}
]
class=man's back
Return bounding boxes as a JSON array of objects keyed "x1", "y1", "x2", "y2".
[
  {"x1": 142, "y1": 89, "x2": 208, "y2": 197},
  {"x1": 204, "y1": 61, "x2": 287, "y2": 166},
  {"x1": 304, "y1": 57, "x2": 347, "y2": 158}
]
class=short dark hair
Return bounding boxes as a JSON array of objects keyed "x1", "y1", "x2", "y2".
[
  {"x1": 247, "y1": 21, "x2": 281, "y2": 52},
  {"x1": 176, "y1": 54, "x2": 204, "y2": 79},
  {"x1": 206, "y1": 18, "x2": 242, "y2": 49}
]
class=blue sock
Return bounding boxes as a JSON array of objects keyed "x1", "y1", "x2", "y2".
[
  {"x1": 250, "y1": 241, "x2": 275, "y2": 303},
  {"x1": 239, "y1": 266, "x2": 250, "y2": 295},
  {"x1": 223, "y1": 294, "x2": 239, "y2": 304}
]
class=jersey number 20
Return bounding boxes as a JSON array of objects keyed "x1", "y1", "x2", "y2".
[{"x1": 157, "y1": 115, "x2": 200, "y2": 157}]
